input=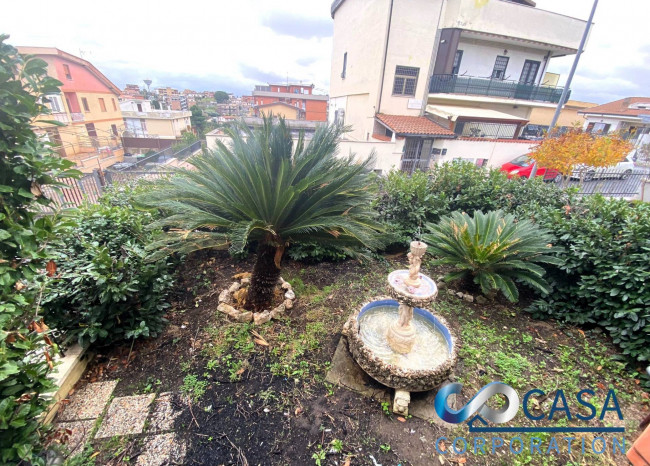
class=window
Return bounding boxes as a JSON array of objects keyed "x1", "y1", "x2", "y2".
[
  {"x1": 137, "y1": 103, "x2": 143, "y2": 112},
  {"x1": 99, "y1": 98, "x2": 106, "y2": 112},
  {"x1": 45, "y1": 94, "x2": 63, "y2": 113},
  {"x1": 85, "y1": 123, "x2": 97, "y2": 137},
  {"x1": 63, "y1": 64, "x2": 72, "y2": 80},
  {"x1": 392, "y1": 66, "x2": 419, "y2": 96},
  {"x1": 111, "y1": 124, "x2": 118, "y2": 136},
  {"x1": 341, "y1": 52, "x2": 347, "y2": 79},
  {"x1": 519, "y1": 60, "x2": 541, "y2": 85},
  {"x1": 491, "y1": 56, "x2": 509, "y2": 80},
  {"x1": 81, "y1": 97, "x2": 90, "y2": 112},
  {"x1": 452, "y1": 50, "x2": 463, "y2": 75},
  {"x1": 112, "y1": 98, "x2": 117, "y2": 111}
]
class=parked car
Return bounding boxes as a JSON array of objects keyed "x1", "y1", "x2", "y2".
[
  {"x1": 500, "y1": 155, "x2": 561, "y2": 182},
  {"x1": 570, "y1": 154, "x2": 635, "y2": 181}
]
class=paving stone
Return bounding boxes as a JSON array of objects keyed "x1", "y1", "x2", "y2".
[
  {"x1": 57, "y1": 419, "x2": 96, "y2": 456},
  {"x1": 95, "y1": 394, "x2": 155, "y2": 438},
  {"x1": 58, "y1": 380, "x2": 118, "y2": 421},
  {"x1": 136, "y1": 433, "x2": 186, "y2": 466},
  {"x1": 148, "y1": 392, "x2": 184, "y2": 432}
]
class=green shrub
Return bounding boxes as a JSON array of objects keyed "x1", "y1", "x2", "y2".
[
  {"x1": 42, "y1": 193, "x2": 174, "y2": 346},
  {"x1": 527, "y1": 196, "x2": 650, "y2": 363},
  {"x1": 287, "y1": 242, "x2": 353, "y2": 262},
  {"x1": 0, "y1": 35, "x2": 80, "y2": 465},
  {"x1": 373, "y1": 170, "x2": 448, "y2": 245},
  {"x1": 374, "y1": 162, "x2": 570, "y2": 245},
  {"x1": 423, "y1": 210, "x2": 561, "y2": 302}
]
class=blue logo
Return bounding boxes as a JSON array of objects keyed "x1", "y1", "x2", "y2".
[{"x1": 435, "y1": 381, "x2": 519, "y2": 424}]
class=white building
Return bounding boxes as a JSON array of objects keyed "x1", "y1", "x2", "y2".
[
  {"x1": 579, "y1": 97, "x2": 650, "y2": 152},
  {"x1": 329, "y1": 0, "x2": 588, "y2": 173}
]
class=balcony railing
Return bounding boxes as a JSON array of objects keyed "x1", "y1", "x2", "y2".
[
  {"x1": 70, "y1": 112, "x2": 84, "y2": 122},
  {"x1": 50, "y1": 112, "x2": 70, "y2": 124},
  {"x1": 429, "y1": 74, "x2": 568, "y2": 104}
]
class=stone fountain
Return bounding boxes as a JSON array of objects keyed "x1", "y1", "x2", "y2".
[{"x1": 343, "y1": 241, "x2": 457, "y2": 416}]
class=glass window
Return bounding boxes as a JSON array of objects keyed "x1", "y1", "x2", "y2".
[
  {"x1": 491, "y1": 56, "x2": 509, "y2": 80},
  {"x1": 452, "y1": 50, "x2": 463, "y2": 75},
  {"x1": 392, "y1": 66, "x2": 419, "y2": 96}
]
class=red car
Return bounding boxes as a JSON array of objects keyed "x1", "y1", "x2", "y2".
[{"x1": 500, "y1": 155, "x2": 561, "y2": 182}]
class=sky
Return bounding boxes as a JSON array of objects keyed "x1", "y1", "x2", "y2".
[{"x1": 1, "y1": 0, "x2": 648, "y2": 104}]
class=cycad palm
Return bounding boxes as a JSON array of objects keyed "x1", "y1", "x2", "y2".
[
  {"x1": 422, "y1": 210, "x2": 561, "y2": 302},
  {"x1": 138, "y1": 117, "x2": 383, "y2": 310}
]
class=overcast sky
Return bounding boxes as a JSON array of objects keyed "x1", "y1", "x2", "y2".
[{"x1": 1, "y1": 0, "x2": 647, "y2": 104}]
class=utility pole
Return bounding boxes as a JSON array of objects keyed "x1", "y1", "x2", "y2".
[{"x1": 529, "y1": 0, "x2": 598, "y2": 179}]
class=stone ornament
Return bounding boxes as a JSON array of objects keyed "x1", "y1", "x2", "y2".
[{"x1": 216, "y1": 273, "x2": 295, "y2": 324}]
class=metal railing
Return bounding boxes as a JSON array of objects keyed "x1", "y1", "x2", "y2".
[
  {"x1": 568, "y1": 171, "x2": 649, "y2": 197},
  {"x1": 455, "y1": 121, "x2": 519, "y2": 139},
  {"x1": 117, "y1": 140, "x2": 202, "y2": 171},
  {"x1": 70, "y1": 112, "x2": 84, "y2": 122},
  {"x1": 429, "y1": 74, "x2": 568, "y2": 104}
]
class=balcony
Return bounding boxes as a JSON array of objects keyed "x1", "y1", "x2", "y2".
[
  {"x1": 70, "y1": 112, "x2": 84, "y2": 122},
  {"x1": 121, "y1": 110, "x2": 192, "y2": 119},
  {"x1": 429, "y1": 74, "x2": 568, "y2": 104},
  {"x1": 50, "y1": 112, "x2": 70, "y2": 124}
]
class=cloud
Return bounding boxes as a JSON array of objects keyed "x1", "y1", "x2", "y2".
[
  {"x1": 262, "y1": 12, "x2": 332, "y2": 39},
  {"x1": 239, "y1": 64, "x2": 295, "y2": 86},
  {"x1": 296, "y1": 56, "x2": 319, "y2": 67}
]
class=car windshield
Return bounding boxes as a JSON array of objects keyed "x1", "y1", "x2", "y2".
[{"x1": 509, "y1": 155, "x2": 532, "y2": 167}]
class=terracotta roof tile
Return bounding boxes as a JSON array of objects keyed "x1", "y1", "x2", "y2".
[
  {"x1": 376, "y1": 113, "x2": 455, "y2": 137},
  {"x1": 579, "y1": 97, "x2": 650, "y2": 117}
]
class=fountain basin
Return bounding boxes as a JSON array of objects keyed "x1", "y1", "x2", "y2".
[{"x1": 343, "y1": 297, "x2": 458, "y2": 392}]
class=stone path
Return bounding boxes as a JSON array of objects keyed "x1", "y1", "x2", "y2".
[{"x1": 55, "y1": 381, "x2": 188, "y2": 465}]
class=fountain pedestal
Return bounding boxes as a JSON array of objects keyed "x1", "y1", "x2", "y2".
[{"x1": 342, "y1": 240, "x2": 458, "y2": 416}]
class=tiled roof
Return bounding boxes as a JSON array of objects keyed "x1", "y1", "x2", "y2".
[
  {"x1": 579, "y1": 97, "x2": 650, "y2": 117},
  {"x1": 375, "y1": 114, "x2": 455, "y2": 137}
]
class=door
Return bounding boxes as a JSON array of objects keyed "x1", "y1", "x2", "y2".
[
  {"x1": 85, "y1": 123, "x2": 97, "y2": 137},
  {"x1": 400, "y1": 138, "x2": 433, "y2": 174},
  {"x1": 519, "y1": 60, "x2": 540, "y2": 85}
]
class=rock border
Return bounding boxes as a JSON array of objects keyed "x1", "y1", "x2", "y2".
[
  {"x1": 342, "y1": 295, "x2": 458, "y2": 392},
  {"x1": 217, "y1": 273, "x2": 295, "y2": 325}
]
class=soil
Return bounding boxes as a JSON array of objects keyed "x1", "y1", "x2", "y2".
[{"x1": 71, "y1": 250, "x2": 650, "y2": 466}]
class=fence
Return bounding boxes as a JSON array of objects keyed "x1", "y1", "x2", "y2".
[
  {"x1": 120, "y1": 140, "x2": 202, "y2": 170},
  {"x1": 37, "y1": 142, "x2": 201, "y2": 211},
  {"x1": 569, "y1": 171, "x2": 648, "y2": 197}
]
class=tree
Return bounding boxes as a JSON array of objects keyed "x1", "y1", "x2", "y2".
[
  {"x1": 0, "y1": 34, "x2": 79, "y2": 464},
  {"x1": 151, "y1": 99, "x2": 161, "y2": 110},
  {"x1": 137, "y1": 117, "x2": 384, "y2": 310},
  {"x1": 529, "y1": 128, "x2": 633, "y2": 185},
  {"x1": 214, "y1": 91, "x2": 229, "y2": 103},
  {"x1": 190, "y1": 104, "x2": 206, "y2": 135}
]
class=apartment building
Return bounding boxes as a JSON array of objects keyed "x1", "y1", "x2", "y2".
[
  {"x1": 252, "y1": 83, "x2": 328, "y2": 121},
  {"x1": 120, "y1": 99, "x2": 193, "y2": 153},
  {"x1": 328, "y1": 0, "x2": 587, "y2": 172},
  {"x1": 17, "y1": 46, "x2": 125, "y2": 172},
  {"x1": 524, "y1": 99, "x2": 598, "y2": 138},
  {"x1": 123, "y1": 84, "x2": 142, "y2": 97}
]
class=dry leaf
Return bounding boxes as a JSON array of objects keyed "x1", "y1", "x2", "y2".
[
  {"x1": 458, "y1": 457, "x2": 467, "y2": 464},
  {"x1": 397, "y1": 416, "x2": 406, "y2": 423},
  {"x1": 295, "y1": 407, "x2": 303, "y2": 416},
  {"x1": 46, "y1": 260, "x2": 57, "y2": 277},
  {"x1": 236, "y1": 367, "x2": 245, "y2": 376},
  {"x1": 343, "y1": 457, "x2": 351, "y2": 466},
  {"x1": 253, "y1": 338, "x2": 269, "y2": 347},
  {"x1": 596, "y1": 365, "x2": 602, "y2": 371}
]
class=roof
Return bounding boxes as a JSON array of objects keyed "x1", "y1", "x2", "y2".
[
  {"x1": 252, "y1": 90, "x2": 328, "y2": 101},
  {"x1": 255, "y1": 101, "x2": 302, "y2": 111},
  {"x1": 332, "y1": 0, "x2": 535, "y2": 17},
  {"x1": 16, "y1": 46, "x2": 121, "y2": 96},
  {"x1": 426, "y1": 104, "x2": 528, "y2": 123},
  {"x1": 375, "y1": 114, "x2": 456, "y2": 137},
  {"x1": 578, "y1": 97, "x2": 650, "y2": 118}
]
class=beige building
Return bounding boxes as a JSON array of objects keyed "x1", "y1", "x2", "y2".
[
  {"x1": 120, "y1": 99, "x2": 192, "y2": 153},
  {"x1": 527, "y1": 100, "x2": 598, "y2": 135},
  {"x1": 328, "y1": 0, "x2": 588, "y2": 172},
  {"x1": 18, "y1": 46, "x2": 125, "y2": 172}
]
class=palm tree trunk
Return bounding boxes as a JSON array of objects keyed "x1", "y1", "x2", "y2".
[{"x1": 248, "y1": 244, "x2": 282, "y2": 312}]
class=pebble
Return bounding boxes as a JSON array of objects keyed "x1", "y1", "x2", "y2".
[
  {"x1": 476, "y1": 295, "x2": 487, "y2": 305},
  {"x1": 253, "y1": 310, "x2": 272, "y2": 325},
  {"x1": 281, "y1": 281, "x2": 292, "y2": 290},
  {"x1": 218, "y1": 289, "x2": 231, "y2": 304},
  {"x1": 284, "y1": 289, "x2": 295, "y2": 300},
  {"x1": 462, "y1": 293, "x2": 474, "y2": 303},
  {"x1": 455, "y1": 291, "x2": 464, "y2": 298},
  {"x1": 284, "y1": 299, "x2": 293, "y2": 309},
  {"x1": 228, "y1": 282, "x2": 241, "y2": 293}
]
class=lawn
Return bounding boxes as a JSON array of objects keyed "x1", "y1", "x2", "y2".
[{"x1": 61, "y1": 250, "x2": 649, "y2": 466}]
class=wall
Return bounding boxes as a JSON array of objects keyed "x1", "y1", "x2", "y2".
[
  {"x1": 377, "y1": 0, "x2": 443, "y2": 117},
  {"x1": 437, "y1": 138, "x2": 536, "y2": 167},
  {"x1": 529, "y1": 100, "x2": 595, "y2": 127},
  {"x1": 330, "y1": 0, "x2": 391, "y2": 139},
  {"x1": 257, "y1": 103, "x2": 299, "y2": 120},
  {"x1": 339, "y1": 139, "x2": 405, "y2": 172},
  {"x1": 454, "y1": 39, "x2": 548, "y2": 83},
  {"x1": 120, "y1": 99, "x2": 152, "y2": 112},
  {"x1": 441, "y1": 0, "x2": 586, "y2": 53}
]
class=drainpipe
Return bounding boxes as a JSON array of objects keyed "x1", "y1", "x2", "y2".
[
  {"x1": 376, "y1": 0, "x2": 394, "y2": 115},
  {"x1": 529, "y1": 0, "x2": 598, "y2": 179}
]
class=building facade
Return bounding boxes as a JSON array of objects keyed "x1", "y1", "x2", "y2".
[
  {"x1": 579, "y1": 97, "x2": 650, "y2": 150},
  {"x1": 524, "y1": 99, "x2": 598, "y2": 138},
  {"x1": 18, "y1": 46, "x2": 125, "y2": 172},
  {"x1": 119, "y1": 99, "x2": 193, "y2": 153},
  {"x1": 252, "y1": 83, "x2": 328, "y2": 121},
  {"x1": 328, "y1": 0, "x2": 587, "y2": 172}
]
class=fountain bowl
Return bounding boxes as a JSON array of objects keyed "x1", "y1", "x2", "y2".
[{"x1": 343, "y1": 297, "x2": 458, "y2": 392}]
